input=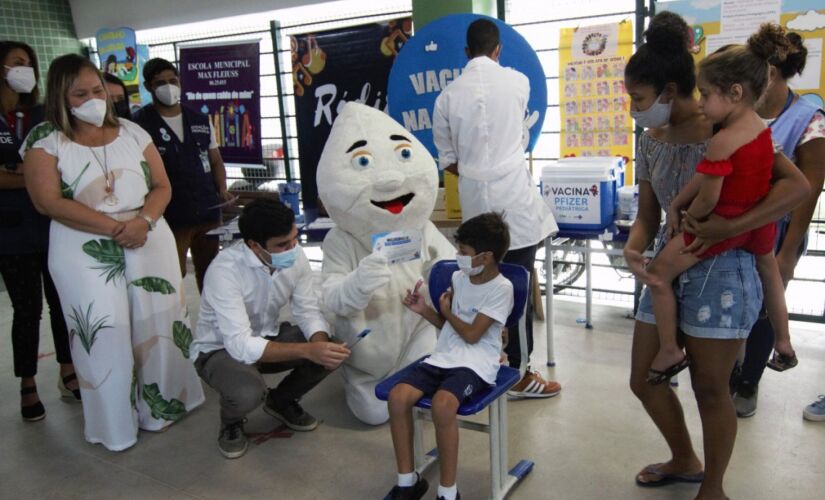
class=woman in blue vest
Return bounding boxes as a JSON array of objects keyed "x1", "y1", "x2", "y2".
[
  {"x1": 0, "y1": 40, "x2": 79, "y2": 422},
  {"x1": 686, "y1": 24, "x2": 825, "y2": 419},
  {"x1": 133, "y1": 58, "x2": 233, "y2": 292}
]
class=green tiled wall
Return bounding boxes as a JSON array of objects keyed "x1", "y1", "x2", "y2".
[{"x1": 0, "y1": 0, "x2": 84, "y2": 84}]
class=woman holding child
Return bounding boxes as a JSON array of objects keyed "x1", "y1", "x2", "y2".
[{"x1": 622, "y1": 12, "x2": 809, "y2": 500}]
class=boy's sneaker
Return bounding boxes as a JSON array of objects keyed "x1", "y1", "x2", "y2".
[
  {"x1": 507, "y1": 369, "x2": 561, "y2": 399},
  {"x1": 803, "y1": 395, "x2": 825, "y2": 422},
  {"x1": 386, "y1": 475, "x2": 428, "y2": 500},
  {"x1": 264, "y1": 399, "x2": 318, "y2": 431},
  {"x1": 218, "y1": 420, "x2": 248, "y2": 459},
  {"x1": 733, "y1": 383, "x2": 758, "y2": 418}
]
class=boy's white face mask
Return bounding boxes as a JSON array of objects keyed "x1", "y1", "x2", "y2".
[{"x1": 456, "y1": 253, "x2": 485, "y2": 276}]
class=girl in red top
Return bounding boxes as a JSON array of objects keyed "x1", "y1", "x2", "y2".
[{"x1": 626, "y1": 38, "x2": 797, "y2": 384}]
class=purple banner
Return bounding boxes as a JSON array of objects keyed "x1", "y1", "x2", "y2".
[{"x1": 180, "y1": 42, "x2": 262, "y2": 164}]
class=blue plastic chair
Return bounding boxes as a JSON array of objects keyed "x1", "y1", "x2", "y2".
[{"x1": 375, "y1": 260, "x2": 533, "y2": 500}]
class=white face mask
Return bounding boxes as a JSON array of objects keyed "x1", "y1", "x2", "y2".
[
  {"x1": 154, "y1": 84, "x2": 180, "y2": 106},
  {"x1": 456, "y1": 253, "x2": 484, "y2": 276},
  {"x1": 4, "y1": 65, "x2": 36, "y2": 93},
  {"x1": 71, "y1": 98, "x2": 107, "y2": 127},
  {"x1": 630, "y1": 92, "x2": 672, "y2": 129}
]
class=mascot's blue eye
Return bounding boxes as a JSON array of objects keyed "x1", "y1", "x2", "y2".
[
  {"x1": 396, "y1": 146, "x2": 413, "y2": 162},
  {"x1": 351, "y1": 153, "x2": 373, "y2": 169}
]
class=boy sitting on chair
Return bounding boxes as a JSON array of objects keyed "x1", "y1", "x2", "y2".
[{"x1": 387, "y1": 212, "x2": 514, "y2": 500}]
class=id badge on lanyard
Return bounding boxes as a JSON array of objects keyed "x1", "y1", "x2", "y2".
[{"x1": 200, "y1": 150, "x2": 211, "y2": 173}]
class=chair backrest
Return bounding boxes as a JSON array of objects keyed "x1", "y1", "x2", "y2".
[{"x1": 428, "y1": 260, "x2": 529, "y2": 328}]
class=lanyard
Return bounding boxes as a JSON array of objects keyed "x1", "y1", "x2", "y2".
[{"x1": 768, "y1": 89, "x2": 795, "y2": 129}]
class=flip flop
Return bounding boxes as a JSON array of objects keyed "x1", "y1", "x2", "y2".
[
  {"x1": 647, "y1": 355, "x2": 691, "y2": 385},
  {"x1": 766, "y1": 351, "x2": 798, "y2": 372},
  {"x1": 635, "y1": 462, "x2": 704, "y2": 488}
]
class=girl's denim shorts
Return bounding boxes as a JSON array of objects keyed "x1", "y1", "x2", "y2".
[{"x1": 636, "y1": 249, "x2": 763, "y2": 340}]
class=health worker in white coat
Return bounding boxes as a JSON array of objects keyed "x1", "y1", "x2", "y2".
[{"x1": 433, "y1": 18, "x2": 559, "y2": 398}]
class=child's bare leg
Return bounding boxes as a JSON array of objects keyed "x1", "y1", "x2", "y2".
[
  {"x1": 431, "y1": 390, "x2": 461, "y2": 489},
  {"x1": 755, "y1": 253, "x2": 794, "y2": 357},
  {"x1": 388, "y1": 383, "x2": 424, "y2": 474},
  {"x1": 644, "y1": 234, "x2": 700, "y2": 374}
]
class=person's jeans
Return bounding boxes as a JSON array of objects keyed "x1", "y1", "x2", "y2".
[
  {"x1": 194, "y1": 323, "x2": 330, "y2": 425},
  {"x1": 502, "y1": 244, "x2": 538, "y2": 370}
]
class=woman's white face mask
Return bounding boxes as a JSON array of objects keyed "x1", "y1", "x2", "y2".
[
  {"x1": 630, "y1": 92, "x2": 672, "y2": 129},
  {"x1": 4, "y1": 65, "x2": 36, "y2": 93},
  {"x1": 71, "y1": 98, "x2": 107, "y2": 127}
]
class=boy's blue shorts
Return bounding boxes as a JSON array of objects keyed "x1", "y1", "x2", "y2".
[{"x1": 398, "y1": 362, "x2": 488, "y2": 404}]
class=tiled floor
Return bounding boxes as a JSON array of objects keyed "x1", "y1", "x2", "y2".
[{"x1": 1, "y1": 270, "x2": 823, "y2": 499}]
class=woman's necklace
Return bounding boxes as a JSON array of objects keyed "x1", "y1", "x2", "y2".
[{"x1": 89, "y1": 131, "x2": 118, "y2": 206}]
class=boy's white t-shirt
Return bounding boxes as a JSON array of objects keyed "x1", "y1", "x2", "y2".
[{"x1": 424, "y1": 271, "x2": 514, "y2": 384}]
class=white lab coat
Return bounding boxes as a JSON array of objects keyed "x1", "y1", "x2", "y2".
[{"x1": 433, "y1": 56, "x2": 558, "y2": 249}]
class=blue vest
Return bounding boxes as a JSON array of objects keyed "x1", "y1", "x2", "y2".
[
  {"x1": 133, "y1": 104, "x2": 220, "y2": 227},
  {"x1": 0, "y1": 105, "x2": 50, "y2": 255},
  {"x1": 769, "y1": 94, "x2": 823, "y2": 255},
  {"x1": 770, "y1": 94, "x2": 823, "y2": 162}
]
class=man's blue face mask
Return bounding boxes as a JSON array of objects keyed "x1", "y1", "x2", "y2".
[{"x1": 268, "y1": 245, "x2": 299, "y2": 269}]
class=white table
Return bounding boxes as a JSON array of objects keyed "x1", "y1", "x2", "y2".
[{"x1": 544, "y1": 226, "x2": 645, "y2": 366}]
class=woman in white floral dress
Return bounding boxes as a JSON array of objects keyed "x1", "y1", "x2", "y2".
[{"x1": 22, "y1": 54, "x2": 204, "y2": 451}]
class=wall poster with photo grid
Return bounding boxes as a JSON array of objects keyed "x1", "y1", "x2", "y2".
[{"x1": 558, "y1": 20, "x2": 634, "y2": 183}]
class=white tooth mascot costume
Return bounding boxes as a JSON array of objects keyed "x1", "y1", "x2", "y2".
[{"x1": 318, "y1": 102, "x2": 456, "y2": 425}]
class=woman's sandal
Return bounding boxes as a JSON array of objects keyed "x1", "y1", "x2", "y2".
[
  {"x1": 58, "y1": 373, "x2": 82, "y2": 403},
  {"x1": 766, "y1": 351, "x2": 798, "y2": 372},
  {"x1": 21, "y1": 386, "x2": 46, "y2": 422},
  {"x1": 647, "y1": 355, "x2": 691, "y2": 385}
]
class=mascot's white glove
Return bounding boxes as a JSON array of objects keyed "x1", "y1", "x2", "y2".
[
  {"x1": 323, "y1": 252, "x2": 392, "y2": 316},
  {"x1": 355, "y1": 252, "x2": 392, "y2": 296}
]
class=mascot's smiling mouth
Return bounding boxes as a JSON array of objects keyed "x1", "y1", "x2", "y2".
[{"x1": 370, "y1": 193, "x2": 415, "y2": 214}]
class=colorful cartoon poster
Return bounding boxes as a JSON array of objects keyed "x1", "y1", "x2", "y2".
[
  {"x1": 96, "y1": 27, "x2": 142, "y2": 113},
  {"x1": 179, "y1": 41, "x2": 262, "y2": 165},
  {"x1": 290, "y1": 18, "x2": 412, "y2": 218},
  {"x1": 558, "y1": 20, "x2": 635, "y2": 183},
  {"x1": 662, "y1": 0, "x2": 825, "y2": 109},
  {"x1": 386, "y1": 14, "x2": 547, "y2": 159},
  {"x1": 96, "y1": 27, "x2": 139, "y2": 85}
]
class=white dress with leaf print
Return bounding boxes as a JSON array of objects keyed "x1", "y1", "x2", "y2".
[{"x1": 22, "y1": 118, "x2": 204, "y2": 451}]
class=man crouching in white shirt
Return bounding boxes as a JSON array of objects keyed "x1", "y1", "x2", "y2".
[{"x1": 191, "y1": 199, "x2": 350, "y2": 459}]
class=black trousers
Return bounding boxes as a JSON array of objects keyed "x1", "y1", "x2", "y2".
[
  {"x1": 502, "y1": 243, "x2": 538, "y2": 370},
  {"x1": 194, "y1": 323, "x2": 331, "y2": 425},
  {"x1": 737, "y1": 314, "x2": 774, "y2": 388},
  {"x1": 0, "y1": 252, "x2": 71, "y2": 377},
  {"x1": 736, "y1": 220, "x2": 808, "y2": 389}
]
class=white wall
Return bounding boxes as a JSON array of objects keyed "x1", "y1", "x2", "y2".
[{"x1": 68, "y1": 0, "x2": 329, "y2": 38}]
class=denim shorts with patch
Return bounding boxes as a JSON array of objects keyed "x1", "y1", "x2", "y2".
[
  {"x1": 636, "y1": 249, "x2": 763, "y2": 340},
  {"x1": 398, "y1": 362, "x2": 487, "y2": 404}
]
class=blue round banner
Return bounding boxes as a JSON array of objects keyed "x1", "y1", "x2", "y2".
[{"x1": 387, "y1": 13, "x2": 546, "y2": 159}]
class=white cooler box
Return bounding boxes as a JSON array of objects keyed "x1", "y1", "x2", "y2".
[{"x1": 540, "y1": 157, "x2": 622, "y2": 231}]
